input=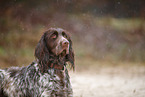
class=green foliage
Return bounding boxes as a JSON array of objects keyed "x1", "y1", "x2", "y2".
[{"x1": 0, "y1": 47, "x2": 6, "y2": 55}]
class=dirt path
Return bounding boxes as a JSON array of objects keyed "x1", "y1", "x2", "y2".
[{"x1": 70, "y1": 65, "x2": 145, "y2": 97}]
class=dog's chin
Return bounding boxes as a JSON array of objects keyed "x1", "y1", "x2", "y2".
[
  {"x1": 57, "y1": 49, "x2": 69, "y2": 57},
  {"x1": 60, "y1": 50, "x2": 66, "y2": 57}
]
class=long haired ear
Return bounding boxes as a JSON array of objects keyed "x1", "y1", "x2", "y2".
[
  {"x1": 35, "y1": 33, "x2": 49, "y2": 73},
  {"x1": 66, "y1": 38, "x2": 75, "y2": 71}
]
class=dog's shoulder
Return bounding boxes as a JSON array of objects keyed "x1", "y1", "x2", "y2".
[{"x1": 4, "y1": 62, "x2": 37, "y2": 78}]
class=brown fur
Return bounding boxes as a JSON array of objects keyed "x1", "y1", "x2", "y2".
[{"x1": 35, "y1": 28, "x2": 75, "y2": 73}]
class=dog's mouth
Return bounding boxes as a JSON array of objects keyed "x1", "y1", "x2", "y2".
[
  {"x1": 60, "y1": 49, "x2": 66, "y2": 56},
  {"x1": 54, "y1": 44, "x2": 69, "y2": 56},
  {"x1": 58, "y1": 48, "x2": 69, "y2": 57}
]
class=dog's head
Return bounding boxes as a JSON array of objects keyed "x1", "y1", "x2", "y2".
[{"x1": 35, "y1": 28, "x2": 74, "y2": 72}]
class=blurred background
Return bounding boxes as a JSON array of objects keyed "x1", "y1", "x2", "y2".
[{"x1": 0, "y1": 0, "x2": 145, "y2": 96}]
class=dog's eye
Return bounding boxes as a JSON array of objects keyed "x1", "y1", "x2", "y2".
[
  {"x1": 62, "y1": 32, "x2": 67, "y2": 38},
  {"x1": 51, "y1": 34, "x2": 57, "y2": 39},
  {"x1": 51, "y1": 31, "x2": 58, "y2": 39}
]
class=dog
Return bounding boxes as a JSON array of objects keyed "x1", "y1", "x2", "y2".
[{"x1": 0, "y1": 28, "x2": 75, "y2": 97}]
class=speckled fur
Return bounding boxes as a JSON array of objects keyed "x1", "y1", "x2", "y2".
[
  {"x1": 0, "y1": 28, "x2": 74, "y2": 97},
  {"x1": 0, "y1": 61, "x2": 73, "y2": 97}
]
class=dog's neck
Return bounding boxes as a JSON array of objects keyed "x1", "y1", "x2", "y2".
[{"x1": 37, "y1": 54, "x2": 67, "y2": 73}]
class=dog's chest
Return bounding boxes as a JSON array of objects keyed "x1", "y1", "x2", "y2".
[
  {"x1": 39, "y1": 69, "x2": 66, "y2": 89},
  {"x1": 39, "y1": 69, "x2": 68, "y2": 96}
]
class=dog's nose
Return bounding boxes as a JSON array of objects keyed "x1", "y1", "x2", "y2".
[{"x1": 62, "y1": 41, "x2": 69, "y2": 47}]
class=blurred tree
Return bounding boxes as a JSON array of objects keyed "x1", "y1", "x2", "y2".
[{"x1": 0, "y1": 0, "x2": 145, "y2": 18}]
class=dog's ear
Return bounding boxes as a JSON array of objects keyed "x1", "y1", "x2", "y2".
[
  {"x1": 66, "y1": 38, "x2": 75, "y2": 71},
  {"x1": 35, "y1": 32, "x2": 49, "y2": 72}
]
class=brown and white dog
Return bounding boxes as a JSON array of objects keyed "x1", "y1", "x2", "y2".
[{"x1": 0, "y1": 28, "x2": 75, "y2": 97}]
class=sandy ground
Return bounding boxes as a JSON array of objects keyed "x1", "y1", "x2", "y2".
[{"x1": 70, "y1": 65, "x2": 145, "y2": 97}]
